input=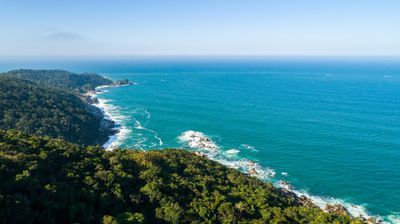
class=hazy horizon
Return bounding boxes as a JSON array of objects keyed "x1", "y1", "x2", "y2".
[{"x1": 1, "y1": 0, "x2": 400, "y2": 56}]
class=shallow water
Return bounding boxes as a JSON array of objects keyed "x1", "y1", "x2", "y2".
[{"x1": 1, "y1": 57, "x2": 400, "y2": 222}]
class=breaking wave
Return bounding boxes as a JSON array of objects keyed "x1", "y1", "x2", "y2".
[
  {"x1": 178, "y1": 130, "x2": 219, "y2": 153},
  {"x1": 90, "y1": 84, "x2": 163, "y2": 150},
  {"x1": 93, "y1": 97, "x2": 132, "y2": 150},
  {"x1": 178, "y1": 130, "x2": 275, "y2": 180}
]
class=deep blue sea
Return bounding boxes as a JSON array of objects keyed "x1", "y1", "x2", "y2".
[{"x1": 1, "y1": 57, "x2": 399, "y2": 223}]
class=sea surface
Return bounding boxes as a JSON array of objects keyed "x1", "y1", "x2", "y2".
[{"x1": 1, "y1": 57, "x2": 399, "y2": 223}]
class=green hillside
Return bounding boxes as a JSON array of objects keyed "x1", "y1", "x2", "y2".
[
  {"x1": 0, "y1": 130, "x2": 363, "y2": 224},
  {"x1": 0, "y1": 77, "x2": 111, "y2": 145},
  {"x1": 1, "y1": 69, "x2": 113, "y2": 92}
]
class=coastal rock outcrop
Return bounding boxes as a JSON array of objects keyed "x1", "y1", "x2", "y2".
[
  {"x1": 113, "y1": 79, "x2": 133, "y2": 86},
  {"x1": 325, "y1": 204, "x2": 350, "y2": 216},
  {"x1": 298, "y1": 195, "x2": 316, "y2": 208}
]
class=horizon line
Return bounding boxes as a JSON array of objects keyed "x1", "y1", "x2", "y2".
[{"x1": 1, "y1": 55, "x2": 400, "y2": 59}]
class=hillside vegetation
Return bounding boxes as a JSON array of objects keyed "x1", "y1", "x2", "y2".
[
  {"x1": 1, "y1": 69, "x2": 113, "y2": 92},
  {"x1": 0, "y1": 130, "x2": 363, "y2": 224},
  {"x1": 0, "y1": 77, "x2": 110, "y2": 145}
]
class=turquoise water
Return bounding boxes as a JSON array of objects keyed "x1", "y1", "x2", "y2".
[{"x1": 1, "y1": 57, "x2": 400, "y2": 222}]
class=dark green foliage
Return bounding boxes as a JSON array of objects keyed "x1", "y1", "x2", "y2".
[
  {"x1": 1, "y1": 69, "x2": 113, "y2": 92},
  {"x1": 0, "y1": 130, "x2": 363, "y2": 224},
  {"x1": 0, "y1": 77, "x2": 109, "y2": 145}
]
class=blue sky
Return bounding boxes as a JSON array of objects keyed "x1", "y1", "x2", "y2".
[{"x1": 1, "y1": 0, "x2": 399, "y2": 56}]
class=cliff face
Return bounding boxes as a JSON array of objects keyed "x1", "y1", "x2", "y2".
[{"x1": 0, "y1": 130, "x2": 363, "y2": 224}]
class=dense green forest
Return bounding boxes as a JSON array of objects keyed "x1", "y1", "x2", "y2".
[
  {"x1": 0, "y1": 77, "x2": 111, "y2": 145},
  {"x1": 1, "y1": 69, "x2": 113, "y2": 92},
  {"x1": 0, "y1": 130, "x2": 363, "y2": 224}
]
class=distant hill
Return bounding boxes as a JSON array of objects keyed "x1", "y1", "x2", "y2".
[
  {"x1": 0, "y1": 130, "x2": 362, "y2": 224},
  {"x1": 0, "y1": 77, "x2": 112, "y2": 145},
  {"x1": 1, "y1": 69, "x2": 113, "y2": 92}
]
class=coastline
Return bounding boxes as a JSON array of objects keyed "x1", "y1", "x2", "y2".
[
  {"x1": 85, "y1": 83, "x2": 133, "y2": 150},
  {"x1": 177, "y1": 131, "x2": 382, "y2": 223},
  {"x1": 86, "y1": 77, "x2": 385, "y2": 223}
]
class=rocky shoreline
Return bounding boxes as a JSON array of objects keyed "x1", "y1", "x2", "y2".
[
  {"x1": 277, "y1": 180, "x2": 382, "y2": 224},
  {"x1": 82, "y1": 79, "x2": 134, "y2": 148}
]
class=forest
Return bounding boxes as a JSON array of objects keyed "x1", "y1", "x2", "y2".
[
  {"x1": 0, "y1": 76, "x2": 111, "y2": 145},
  {"x1": 1, "y1": 69, "x2": 113, "y2": 92},
  {"x1": 0, "y1": 130, "x2": 363, "y2": 224}
]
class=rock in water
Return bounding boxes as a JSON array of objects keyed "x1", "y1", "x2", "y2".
[{"x1": 113, "y1": 79, "x2": 133, "y2": 86}]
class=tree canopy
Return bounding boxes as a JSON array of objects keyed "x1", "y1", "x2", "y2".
[
  {"x1": 0, "y1": 130, "x2": 363, "y2": 224},
  {"x1": 1, "y1": 69, "x2": 113, "y2": 92},
  {"x1": 0, "y1": 77, "x2": 110, "y2": 145}
]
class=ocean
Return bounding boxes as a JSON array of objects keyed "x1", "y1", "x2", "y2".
[{"x1": 1, "y1": 57, "x2": 399, "y2": 223}]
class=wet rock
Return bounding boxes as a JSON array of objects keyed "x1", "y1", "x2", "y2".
[
  {"x1": 278, "y1": 180, "x2": 293, "y2": 190},
  {"x1": 325, "y1": 204, "x2": 349, "y2": 216},
  {"x1": 364, "y1": 217, "x2": 383, "y2": 224}
]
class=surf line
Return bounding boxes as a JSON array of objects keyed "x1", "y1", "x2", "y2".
[{"x1": 85, "y1": 83, "x2": 132, "y2": 150}]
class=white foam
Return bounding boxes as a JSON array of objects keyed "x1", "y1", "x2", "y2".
[
  {"x1": 155, "y1": 135, "x2": 163, "y2": 146},
  {"x1": 274, "y1": 181, "x2": 388, "y2": 223},
  {"x1": 103, "y1": 126, "x2": 131, "y2": 150},
  {"x1": 240, "y1": 144, "x2": 258, "y2": 152},
  {"x1": 213, "y1": 157, "x2": 276, "y2": 180},
  {"x1": 132, "y1": 117, "x2": 163, "y2": 147},
  {"x1": 281, "y1": 172, "x2": 288, "y2": 176},
  {"x1": 178, "y1": 131, "x2": 275, "y2": 180},
  {"x1": 89, "y1": 88, "x2": 132, "y2": 151},
  {"x1": 96, "y1": 83, "x2": 137, "y2": 90},
  {"x1": 91, "y1": 84, "x2": 163, "y2": 150},
  {"x1": 144, "y1": 109, "x2": 151, "y2": 119},
  {"x1": 387, "y1": 214, "x2": 400, "y2": 224},
  {"x1": 95, "y1": 84, "x2": 112, "y2": 90},
  {"x1": 178, "y1": 130, "x2": 219, "y2": 152},
  {"x1": 225, "y1": 149, "x2": 240, "y2": 156}
]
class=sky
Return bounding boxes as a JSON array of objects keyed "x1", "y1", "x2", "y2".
[{"x1": 0, "y1": 0, "x2": 400, "y2": 56}]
